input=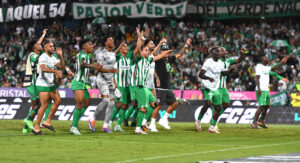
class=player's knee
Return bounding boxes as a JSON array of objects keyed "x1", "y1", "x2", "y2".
[
  {"x1": 139, "y1": 108, "x2": 146, "y2": 113},
  {"x1": 108, "y1": 100, "x2": 115, "y2": 108},
  {"x1": 172, "y1": 102, "x2": 178, "y2": 107},
  {"x1": 223, "y1": 103, "x2": 229, "y2": 109}
]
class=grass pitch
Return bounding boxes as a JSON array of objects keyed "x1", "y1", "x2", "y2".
[{"x1": 0, "y1": 120, "x2": 300, "y2": 162}]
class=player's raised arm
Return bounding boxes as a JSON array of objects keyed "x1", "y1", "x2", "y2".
[
  {"x1": 114, "y1": 41, "x2": 125, "y2": 54},
  {"x1": 233, "y1": 48, "x2": 246, "y2": 64},
  {"x1": 175, "y1": 38, "x2": 192, "y2": 59},
  {"x1": 153, "y1": 50, "x2": 172, "y2": 61},
  {"x1": 271, "y1": 55, "x2": 289, "y2": 71},
  {"x1": 54, "y1": 47, "x2": 66, "y2": 70},
  {"x1": 152, "y1": 38, "x2": 166, "y2": 56},
  {"x1": 36, "y1": 29, "x2": 48, "y2": 45},
  {"x1": 135, "y1": 28, "x2": 144, "y2": 59}
]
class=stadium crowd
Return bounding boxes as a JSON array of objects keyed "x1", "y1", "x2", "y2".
[{"x1": 0, "y1": 18, "x2": 299, "y2": 94}]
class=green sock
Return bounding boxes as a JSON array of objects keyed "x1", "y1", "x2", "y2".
[
  {"x1": 26, "y1": 109, "x2": 37, "y2": 121},
  {"x1": 131, "y1": 108, "x2": 139, "y2": 123},
  {"x1": 72, "y1": 108, "x2": 81, "y2": 127},
  {"x1": 125, "y1": 106, "x2": 134, "y2": 120},
  {"x1": 43, "y1": 102, "x2": 52, "y2": 121},
  {"x1": 145, "y1": 106, "x2": 154, "y2": 122},
  {"x1": 211, "y1": 119, "x2": 217, "y2": 126},
  {"x1": 117, "y1": 109, "x2": 126, "y2": 125},
  {"x1": 198, "y1": 113, "x2": 204, "y2": 121},
  {"x1": 110, "y1": 107, "x2": 119, "y2": 121},
  {"x1": 80, "y1": 107, "x2": 87, "y2": 118},
  {"x1": 136, "y1": 111, "x2": 145, "y2": 127},
  {"x1": 220, "y1": 108, "x2": 225, "y2": 115}
]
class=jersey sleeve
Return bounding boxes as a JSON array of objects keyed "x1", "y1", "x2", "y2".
[
  {"x1": 269, "y1": 71, "x2": 283, "y2": 80},
  {"x1": 148, "y1": 56, "x2": 154, "y2": 63},
  {"x1": 39, "y1": 54, "x2": 47, "y2": 65},
  {"x1": 228, "y1": 58, "x2": 235, "y2": 65},
  {"x1": 202, "y1": 59, "x2": 210, "y2": 71}
]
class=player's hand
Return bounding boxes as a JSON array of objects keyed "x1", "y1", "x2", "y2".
[
  {"x1": 208, "y1": 77, "x2": 214, "y2": 82},
  {"x1": 186, "y1": 38, "x2": 192, "y2": 47},
  {"x1": 56, "y1": 47, "x2": 63, "y2": 57},
  {"x1": 94, "y1": 63, "x2": 102, "y2": 70},
  {"x1": 282, "y1": 78, "x2": 289, "y2": 83},
  {"x1": 159, "y1": 38, "x2": 167, "y2": 46},
  {"x1": 136, "y1": 27, "x2": 141, "y2": 37},
  {"x1": 42, "y1": 29, "x2": 48, "y2": 36},
  {"x1": 156, "y1": 79, "x2": 161, "y2": 87},
  {"x1": 111, "y1": 69, "x2": 119, "y2": 74},
  {"x1": 281, "y1": 56, "x2": 290, "y2": 64},
  {"x1": 55, "y1": 70, "x2": 63, "y2": 79},
  {"x1": 144, "y1": 27, "x2": 150, "y2": 38},
  {"x1": 67, "y1": 69, "x2": 75, "y2": 77},
  {"x1": 231, "y1": 65, "x2": 238, "y2": 72},
  {"x1": 258, "y1": 89, "x2": 262, "y2": 97}
]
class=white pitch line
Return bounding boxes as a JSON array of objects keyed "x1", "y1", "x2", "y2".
[{"x1": 115, "y1": 141, "x2": 300, "y2": 163}]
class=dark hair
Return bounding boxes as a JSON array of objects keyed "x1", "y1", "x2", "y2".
[
  {"x1": 141, "y1": 45, "x2": 148, "y2": 51},
  {"x1": 42, "y1": 40, "x2": 51, "y2": 48},
  {"x1": 145, "y1": 40, "x2": 153, "y2": 47},
  {"x1": 102, "y1": 35, "x2": 112, "y2": 44},
  {"x1": 27, "y1": 40, "x2": 37, "y2": 52},
  {"x1": 210, "y1": 47, "x2": 219, "y2": 54},
  {"x1": 80, "y1": 39, "x2": 91, "y2": 49}
]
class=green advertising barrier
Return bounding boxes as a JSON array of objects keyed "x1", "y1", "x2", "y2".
[
  {"x1": 72, "y1": 1, "x2": 187, "y2": 19},
  {"x1": 194, "y1": 0, "x2": 300, "y2": 19}
]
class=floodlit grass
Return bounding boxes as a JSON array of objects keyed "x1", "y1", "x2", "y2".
[{"x1": 0, "y1": 120, "x2": 300, "y2": 162}]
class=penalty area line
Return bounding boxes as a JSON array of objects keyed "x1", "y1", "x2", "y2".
[{"x1": 116, "y1": 141, "x2": 300, "y2": 163}]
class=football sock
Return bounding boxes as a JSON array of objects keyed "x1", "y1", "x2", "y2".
[
  {"x1": 145, "y1": 106, "x2": 154, "y2": 122},
  {"x1": 136, "y1": 111, "x2": 145, "y2": 127},
  {"x1": 26, "y1": 109, "x2": 37, "y2": 121},
  {"x1": 117, "y1": 109, "x2": 126, "y2": 126},
  {"x1": 72, "y1": 108, "x2": 81, "y2": 127},
  {"x1": 125, "y1": 106, "x2": 134, "y2": 120},
  {"x1": 110, "y1": 107, "x2": 119, "y2": 121}
]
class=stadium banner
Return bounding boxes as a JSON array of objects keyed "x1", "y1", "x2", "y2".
[
  {"x1": 0, "y1": 88, "x2": 73, "y2": 98},
  {"x1": 270, "y1": 91, "x2": 288, "y2": 106},
  {"x1": 193, "y1": 0, "x2": 300, "y2": 19},
  {"x1": 0, "y1": 2, "x2": 67, "y2": 23},
  {"x1": 2, "y1": 97, "x2": 300, "y2": 124},
  {"x1": 72, "y1": 1, "x2": 187, "y2": 19}
]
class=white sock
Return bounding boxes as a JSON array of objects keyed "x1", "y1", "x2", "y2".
[
  {"x1": 89, "y1": 117, "x2": 95, "y2": 121},
  {"x1": 142, "y1": 119, "x2": 147, "y2": 125},
  {"x1": 135, "y1": 127, "x2": 141, "y2": 131},
  {"x1": 103, "y1": 122, "x2": 109, "y2": 128},
  {"x1": 162, "y1": 112, "x2": 170, "y2": 120},
  {"x1": 109, "y1": 120, "x2": 113, "y2": 124},
  {"x1": 150, "y1": 118, "x2": 156, "y2": 125},
  {"x1": 196, "y1": 120, "x2": 201, "y2": 126}
]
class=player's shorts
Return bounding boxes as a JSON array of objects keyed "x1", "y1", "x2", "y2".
[
  {"x1": 256, "y1": 90, "x2": 270, "y2": 106},
  {"x1": 36, "y1": 85, "x2": 56, "y2": 93},
  {"x1": 146, "y1": 88, "x2": 156, "y2": 104},
  {"x1": 26, "y1": 84, "x2": 38, "y2": 101},
  {"x1": 201, "y1": 88, "x2": 222, "y2": 106},
  {"x1": 71, "y1": 80, "x2": 90, "y2": 99},
  {"x1": 218, "y1": 88, "x2": 230, "y2": 104},
  {"x1": 156, "y1": 88, "x2": 176, "y2": 105},
  {"x1": 134, "y1": 86, "x2": 150, "y2": 109},
  {"x1": 129, "y1": 86, "x2": 136, "y2": 101},
  {"x1": 116, "y1": 86, "x2": 131, "y2": 105},
  {"x1": 97, "y1": 80, "x2": 115, "y2": 97}
]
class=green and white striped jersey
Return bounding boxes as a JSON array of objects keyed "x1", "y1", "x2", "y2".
[
  {"x1": 134, "y1": 56, "x2": 153, "y2": 87},
  {"x1": 219, "y1": 58, "x2": 235, "y2": 88},
  {"x1": 74, "y1": 51, "x2": 90, "y2": 84},
  {"x1": 24, "y1": 52, "x2": 39, "y2": 86},
  {"x1": 115, "y1": 53, "x2": 131, "y2": 87}
]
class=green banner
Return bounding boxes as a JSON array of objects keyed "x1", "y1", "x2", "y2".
[
  {"x1": 271, "y1": 91, "x2": 287, "y2": 106},
  {"x1": 195, "y1": 0, "x2": 300, "y2": 19},
  {"x1": 72, "y1": 1, "x2": 187, "y2": 19}
]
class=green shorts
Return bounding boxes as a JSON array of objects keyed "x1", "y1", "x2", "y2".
[
  {"x1": 26, "y1": 84, "x2": 38, "y2": 101},
  {"x1": 116, "y1": 87, "x2": 131, "y2": 104},
  {"x1": 201, "y1": 88, "x2": 222, "y2": 106},
  {"x1": 218, "y1": 88, "x2": 230, "y2": 104},
  {"x1": 129, "y1": 86, "x2": 136, "y2": 101},
  {"x1": 71, "y1": 80, "x2": 90, "y2": 99},
  {"x1": 146, "y1": 88, "x2": 156, "y2": 104},
  {"x1": 134, "y1": 86, "x2": 149, "y2": 109},
  {"x1": 256, "y1": 90, "x2": 270, "y2": 106},
  {"x1": 36, "y1": 86, "x2": 56, "y2": 93}
]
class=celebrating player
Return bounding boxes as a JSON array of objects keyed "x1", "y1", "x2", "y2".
[
  {"x1": 88, "y1": 36, "x2": 118, "y2": 133},
  {"x1": 252, "y1": 55, "x2": 289, "y2": 129},
  {"x1": 70, "y1": 39, "x2": 101, "y2": 135},
  {"x1": 32, "y1": 41, "x2": 65, "y2": 135}
]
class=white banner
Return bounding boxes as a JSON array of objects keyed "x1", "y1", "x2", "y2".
[{"x1": 72, "y1": 1, "x2": 187, "y2": 19}]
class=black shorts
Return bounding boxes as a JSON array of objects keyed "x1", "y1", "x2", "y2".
[{"x1": 156, "y1": 89, "x2": 177, "y2": 105}]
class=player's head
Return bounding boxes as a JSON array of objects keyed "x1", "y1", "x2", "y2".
[
  {"x1": 42, "y1": 41, "x2": 54, "y2": 54},
  {"x1": 141, "y1": 45, "x2": 150, "y2": 58},
  {"x1": 28, "y1": 40, "x2": 43, "y2": 54},
  {"x1": 218, "y1": 47, "x2": 228, "y2": 58},
  {"x1": 145, "y1": 40, "x2": 155, "y2": 51},
  {"x1": 120, "y1": 43, "x2": 128, "y2": 54},
  {"x1": 210, "y1": 46, "x2": 220, "y2": 60},
  {"x1": 104, "y1": 36, "x2": 114, "y2": 49},
  {"x1": 80, "y1": 39, "x2": 94, "y2": 54},
  {"x1": 260, "y1": 55, "x2": 269, "y2": 65}
]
